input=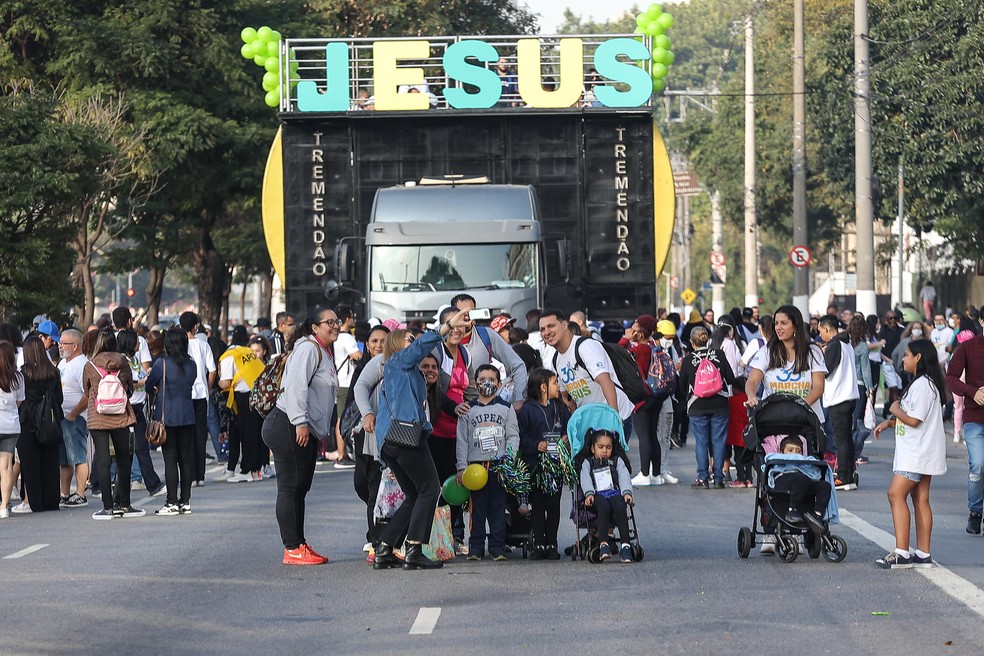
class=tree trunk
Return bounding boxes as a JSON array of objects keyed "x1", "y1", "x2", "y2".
[
  {"x1": 145, "y1": 265, "x2": 166, "y2": 326},
  {"x1": 220, "y1": 265, "x2": 233, "y2": 340},
  {"x1": 194, "y1": 229, "x2": 227, "y2": 331},
  {"x1": 238, "y1": 276, "x2": 247, "y2": 326},
  {"x1": 259, "y1": 268, "x2": 274, "y2": 319},
  {"x1": 71, "y1": 255, "x2": 95, "y2": 329}
]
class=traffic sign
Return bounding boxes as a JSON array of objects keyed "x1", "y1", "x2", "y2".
[
  {"x1": 710, "y1": 251, "x2": 725, "y2": 267},
  {"x1": 680, "y1": 287, "x2": 697, "y2": 304},
  {"x1": 789, "y1": 245, "x2": 812, "y2": 268},
  {"x1": 669, "y1": 275, "x2": 679, "y2": 289}
]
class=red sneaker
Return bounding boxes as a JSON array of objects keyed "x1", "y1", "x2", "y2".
[
  {"x1": 283, "y1": 546, "x2": 326, "y2": 565},
  {"x1": 302, "y1": 544, "x2": 329, "y2": 563}
]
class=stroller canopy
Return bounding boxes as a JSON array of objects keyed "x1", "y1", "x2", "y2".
[
  {"x1": 743, "y1": 393, "x2": 826, "y2": 456},
  {"x1": 567, "y1": 403, "x2": 628, "y2": 456}
]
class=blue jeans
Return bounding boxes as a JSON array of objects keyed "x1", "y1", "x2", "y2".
[
  {"x1": 852, "y1": 386, "x2": 870, "y2": 457},
  {"x1": 469, "y1": 467, "x2": 507, "y2": 554},
  {"x1": 691, "y1": 412, "x2": 728, "y2": 483},
  {"x1": 207, "y1": 396, "x2": 226, "y2": 461},
  {"x1": 965, "y1": 422, "x2": 984, "y2": 514}
]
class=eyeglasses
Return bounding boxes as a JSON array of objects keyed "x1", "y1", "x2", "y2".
[
  {"x1": 60, "y1": 341, "x2": 79, "y2": 347},
  {"x1": 404, "y1": 335, "x2": 415, "y2": 343},
  {"x1": 314, "y1": 319, "x2": 340, "y2": 328}
]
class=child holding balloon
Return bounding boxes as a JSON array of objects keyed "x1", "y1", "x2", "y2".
[
  {"x1": 457, "y1": 365, "x2": 520, "y2": 561},
  {"x1": 518, "y1": 367, "x2": 571, "y2": 560}
]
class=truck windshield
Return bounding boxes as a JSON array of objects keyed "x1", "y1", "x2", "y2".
[{"x1": 371, "y1": 244, "x2": 536, "y2": 292}]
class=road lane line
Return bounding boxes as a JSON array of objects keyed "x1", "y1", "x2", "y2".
[
  {"x1": 132, "y1": 495, "x2": 156, "y2": 508},
  {"x1": 409, "y1": 607, "x2": 441, "y2": 634},
  {"x1": 4, "y1": 544, "x2": 50, "y2": 559},
  {"x1": 839, "y1": 509, "x2": 984, "y2": 618}
]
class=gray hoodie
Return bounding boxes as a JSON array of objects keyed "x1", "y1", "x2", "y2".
[
  {"x1": 275, "y1": 337, "x2": 337, "y2": 440},
  {"x1": 456, "y1": 397, "x2": 520, "y2": 471}
]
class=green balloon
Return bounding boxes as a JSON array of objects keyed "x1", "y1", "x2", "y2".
[
  {"x1": 264, "y1": 58, "x2": 279, "y2": 72},
  {"x1": 289, "y1": 60, "x2": 299, "y2": 73},
  {"x1": 658, "y1": 13, "x2": 675, "y2": 30},
  {"x1": 652, "y1": 63, "x2": 668, "y2": 79},
  {"x1": 257, "y1": 26, "x2": 274, "y2": 42},
  {"x1": 664, "y1": 50, "x2": 675, "y2": 65},
  {"x1": 253, "y1": 54, "x2": 267, "y2": 66},
  {"x1": 241, "y1": 27, "x2": 257, "y2": 44},
  {"x1": 441, "y1": 475, "x2": 470, "y2": 505},
  {"x1": 647, "y1": 3, "x2": 663, "y2": 18},
  {"x1": 654, "y1": 34, "x2": 672, "y2": 50},
  {"x1": 262, "y1": 77, "x2": 276, "y2": 92},
  {"x1": 263, "y1": 70, "x2": 279, "y2": 85},
  {"x1": 266, "y1": 41, "x2": 279, "y2": 57},
  {"x1": 646, "y1": 20, "x2": 662, "y2": 36},
  {"x1": 653, "y1": 78, "x2": 666, "y2": 93},
  {"x1": 635, "y1": 13, "x2": 648, "y2": 27},
  {"x1": 240, "y1": 43, "x2": 254, "y2": 59},
  {"x1": 271, "y1": 30, "x2": 282, "y2": 42},
  {"x1": 652, "y1": 47, "x2": 669, "y2": 65},
  {"x1": 264, "y1": 90, "x2": 279, "y2": 107}
]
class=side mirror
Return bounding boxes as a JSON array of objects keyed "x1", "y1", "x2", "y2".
[
  {"x1": 556, "y1": 238, "x2": 570, "y2": 282},
  {"x1": 324, "y1": 279, "x2": 342, "y2": 302},
  {"x1": 336, "y1": 241, "x2": 355, "y2": 284}
]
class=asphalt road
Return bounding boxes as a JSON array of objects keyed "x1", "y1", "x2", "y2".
[{"x1": 2, "y1": 427, "x2": 982, "y2": 655}]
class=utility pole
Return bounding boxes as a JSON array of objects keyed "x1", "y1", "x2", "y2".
[
  {"x1": 710, "y1": 190, "x2": 725, "y2": 319},
  {"x1": 854, "y1": 0, "x2": 876, "y2": 317},
  {"x1": 896, "y1": 164, "x2": 905, "y2": 307},
  {"x1": 744, "y1": 12, "x2": 758, "y2": 309},
  {"x1": 791, "y1": 0, "x2": 809, "y2": 316}
]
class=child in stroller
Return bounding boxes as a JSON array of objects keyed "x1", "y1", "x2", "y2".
[
  {"x1": 736, "y1": 394, "x2": 847, "y2": 563},
  {"x1": 581, "y1": 430, "x2": 635, "y2": 562}
]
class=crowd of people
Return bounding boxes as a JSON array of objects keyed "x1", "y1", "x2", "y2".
[{"x1": 1, "y1": 296, "x2": 981, "y2": 572}]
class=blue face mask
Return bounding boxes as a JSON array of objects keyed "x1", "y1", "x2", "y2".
[{"x1": 477, "y1": 380, "x2": 498, "y2": 398}]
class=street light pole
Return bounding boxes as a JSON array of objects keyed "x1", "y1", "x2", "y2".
[
  {"x1": 792, "y1": 0, "x2": 809, "y2": 316},
  {"x1": 854, "y1": 0, "x2": 877, "y2": 316}
]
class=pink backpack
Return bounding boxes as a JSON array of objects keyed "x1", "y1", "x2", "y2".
[
  {"x1": 92, "y1": 364, "x2": 127, "y2": 415},
  {"x1": 693, "y1": 356, "x2": 724, "y2": 399}
]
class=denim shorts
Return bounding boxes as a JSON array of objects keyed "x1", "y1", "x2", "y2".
[
  {"x1": 60, "y1": 417, "x2": 89, "y2": 466},
  {"x1": 894, "y1": 469, "x2": 923, "y2": 482}
]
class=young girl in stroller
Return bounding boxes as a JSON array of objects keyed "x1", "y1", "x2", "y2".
[{"x1": 580, "y1": 430, "x2": 635, "y2": 563}]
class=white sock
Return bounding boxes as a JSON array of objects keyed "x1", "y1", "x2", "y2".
[
  {"x1": 914, "y1": 549, "x2": 930, "y2": 559},
  {"x1": 895, "y1": 548, "x2": 909, "y2": 557}
]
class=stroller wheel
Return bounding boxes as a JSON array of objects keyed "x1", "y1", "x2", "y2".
[
  {"x1": 632, "y1": 544, "x2": 645, "y2": 562},
  {"x1": 807, "y1": 534, "x2": 822, "y2": 559},
  {"x1": 737, "y1": 527, "x2": 753, "y2": 559},
  {"x1": 775, "y1": 534, "x2": 799, "y2": 563},
  {"x1": 822, "y1": 534, "x2": 848, "y2": 563},
  {"x1": 587, "y1": 546, "x2": 601, "y2": 564}
]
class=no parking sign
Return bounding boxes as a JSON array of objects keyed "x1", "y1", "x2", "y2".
[{"x1": 789, "y1": 245, "x2": 812, "y2": 268}]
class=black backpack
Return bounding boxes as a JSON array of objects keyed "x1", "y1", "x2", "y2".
[
  {"x1": 33, "y1": 389, "x2": 64, "y2": 447},
  {"x1": 553, "y1": 337, "x2": 648, "y2": 405}
]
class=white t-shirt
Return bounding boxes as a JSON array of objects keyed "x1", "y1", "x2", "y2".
[
  {"x1": 126, "y1": 355, "x2": 147, "y2": 405},
  {"x1": 188, "y1": 337, "x2": 216, "y2": 399},
  {"x1": 137, "y1": 335, "x2": 152, "y2": 366},
  {"x1": 334, "y1": 332, "x2": 360, "y2": 388},
  {"x1": 749, "y1": 343, "x2": 828, "y2": 421},
  {"x1": 740, "y1": 337, "x2": 766, "y2": 368},
  {"x1": 0, "y1": 373, "x2": 25, "y2": 434},
  {"x1": 58, "y1": 355, "x2": 89, "y2": 419},
  {"x1": 930, "y1": 327, "x2": 954, "y2": 366},
  {"x1": 893, "y1": 376, "x2": 947, "y2": 475},
  {"x1": 822, "y1": 341, "x2": 859, "y2": 407},
  {"x1": 219, "y1": 354, "x2": 251, "y2": 393},
  {"x1": 553, "y1": 337, "x2": 634, "y2": 420}
]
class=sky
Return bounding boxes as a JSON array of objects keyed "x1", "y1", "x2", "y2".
[{"x1": 522, "y1": 0, "x2": 643, "y2": 34}]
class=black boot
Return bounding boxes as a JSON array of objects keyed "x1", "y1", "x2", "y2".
[
  {"x1": 403, "y1": 542, "x2": 443, "y2": 570},
  {"x1": 967, "y1": 512, "x2": 982, "y2": 535},
  {"x1": 373, "y1": 543, "x2": 400, "y2": 570}
]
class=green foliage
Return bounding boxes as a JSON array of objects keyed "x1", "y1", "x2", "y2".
[{"x1": 309, "y1": 0, "x2": 538, "y2": 37}]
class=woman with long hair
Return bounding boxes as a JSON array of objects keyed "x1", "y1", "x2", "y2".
[
  {"x1": 17, "y1": 336, "x2": 64, "y2": 512},
  {"x1": 118, "y1": 329, "x2": 164, "y2": 498},
  {"x1": 370, "y1": 310, "x2": 471, "y2": 571},
  {"x1": 849, "y1": 314, "x2": 874, "y2": 463},
  {"x1": 82, "y1": 330, "x2": 141, "y2": 519},
  {"x1": 261, "y1": 307, "x2": 340, "y2": 565},
  {"x1": 0, "y1": 341, "x2": 25, "y2": 518},
  {"x1": 873, "y1": 339, "x2": 948, "y2": 568},
  {"x1": 145, "y1": 328, "x2": 197, "y2": 515},
  {"x1": 745, "y1": 305, "x2": 826, "y2": 421}
]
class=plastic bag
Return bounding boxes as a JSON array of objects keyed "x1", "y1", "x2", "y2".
[
  {"x1": 863, "y1": 396, "x2": 876, "y2": 431},
  {"x1": 423, "y1": 505, "x2": 456, "y2": 561},
  {"x1": 373, "y1": 468, "x2": 405, "y2": 521}
]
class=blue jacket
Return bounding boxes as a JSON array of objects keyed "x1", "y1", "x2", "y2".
[
  {"x1": 145, "y1": 356, "x2": 196, "y2": 427},
  {"x1": 375, "y1": 330, "x2": 443, "y2": 453}
]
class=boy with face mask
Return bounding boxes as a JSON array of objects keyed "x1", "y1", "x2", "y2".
[{"x1": 456, "y1": 365, "x2": 520, "y2": 560}]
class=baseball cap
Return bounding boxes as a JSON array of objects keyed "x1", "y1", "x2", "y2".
[
  {"x1": 490, "y1": 315, "x2": 516, "y2": 333},
  {"x1": 656, "y1": 320, "x2": 677, "y2": 337},
  {"x1": 37, "y1": 319, "x2": 60, "y2": 342},
  {"x1": 427, "y1": 304, "x2": 452, "y2": 330}
]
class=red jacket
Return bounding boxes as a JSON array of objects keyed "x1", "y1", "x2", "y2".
[{"x1": 945, "y1": 333, "x2": 984, "y2": 426}]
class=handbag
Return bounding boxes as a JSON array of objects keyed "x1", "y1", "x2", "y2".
[
  {"x1": 863, "y1": 394, "x2": 876, "y2": 431},
  {"x1": 381, "y1": 365, "x2": 424, "y2": 448},
  {"x1": 146, "y1": 361, "x2": 167, "y2": 447}
]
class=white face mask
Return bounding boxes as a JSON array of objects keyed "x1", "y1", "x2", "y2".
[
  {"x1": 911, "y1": 328, "x2": 923, "y2": 338},
  {"x1": 660, "y1": 337, "x2": 674, "y2": 349}
]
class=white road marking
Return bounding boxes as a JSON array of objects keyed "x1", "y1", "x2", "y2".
[
  {"x1": 4, "y1": 544, "x2": 49, "y2": 559},
  {"x1": 839, "y1": 509, "x2": 984, "y2": 619},
  {"x1": 205, "y1": 465, "x2": 226, "y2": 475},
  {"x1": 132, "y1": 495, "x2": 156, "y2": 508},
  {"x1": 409, "y1": 607, "x2": 442, "y2": 635}
]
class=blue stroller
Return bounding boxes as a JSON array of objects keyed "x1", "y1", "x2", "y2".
[
  {"x1": 565, "y1": 403, "x2": 645, "y2": 563},
  {"x1": 736, "y1": 394, "x2": 847, "y2": 563}
]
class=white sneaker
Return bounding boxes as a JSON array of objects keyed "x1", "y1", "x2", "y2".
[
  {"x1": 212, "y1": 469, "x2": 234, "y2": 482},
  {"x1": 759, "y1": 534, "x2": 776, "y2": 555},
  {"x1": 130, "y1": 480, "x2": 146, "y2": 491},
  {"x1": 11, "y1": 502, "x2": 32, "y2": 514},
  {"x1": 660, "y1": 472, "x2": 679, "y2": 485},
  {"x1": 0, "y1": 508, "x2": 9, "y2": 519},
  {"x1": 650, "y1": 474, "x2": 665, "y2": 485},
  {"x1": 227, "y1": 473, "x2": 252, "y2": 483},
  {"x1": 954, "y1": 434, "x2": 961, "y2": 443},
  {"x1": 630, "y1": 472, "x2": 651, "y2": 487},
  {"x1": 363, "y1": 542, "x2": 372, "y2": 553}
]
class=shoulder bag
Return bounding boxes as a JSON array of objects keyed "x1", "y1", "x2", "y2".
[
  {"x1": 381, "y1": 364, "x2": 424, "y2": 448},
  {"x1": 146, "y1": 361, "x2": 167, "y2": 447}
]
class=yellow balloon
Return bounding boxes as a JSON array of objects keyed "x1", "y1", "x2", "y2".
[{"x1": 462, "y1": 464, "x2": 489, "y2": 491}]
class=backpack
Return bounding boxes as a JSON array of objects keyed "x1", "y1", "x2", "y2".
[
  {"x1": 553, "y1": 338, "x2": 648, "y2": 405},
  {"x1": 91, "y1": 364, "x2": 127, "y2": 415},
  {"x1": 645, "y1": 343, "x2": 677, "y2": 397},
  {"x1": 33, "y1": 388, "x2": 64, "y2": 446},
  {"x1": 693, "y1": 355, "x2": 724, "y2": 399},
  {"x1": 249, "y1": 353, "x2": 289, "y2": 418}
]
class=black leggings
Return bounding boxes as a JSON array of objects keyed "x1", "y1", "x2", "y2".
[
  {"x1": 16, "y1": 429, "x2": 61, "y2": 511},
  {"x1": 352, "y1": 431, "x2": 383, "y2": 544},
  {"x1": 594, "y1": 494, "x2": 631, "y2": 545},
  {"x1": 161, "y1": 424, "x2": 196, "y2": 506},
  {"x1": 262, "y1": 407, "x2": 318, "y2": 549},
  {"x1": 772, "y1": 472, "x2": 831, "y2": 515},
  {"x1": 732, "y1": 446, "x2": 754, "y2": 483},
  {"x1": 530, "y1": 487, "x2": 563, "y2": 546},
  {"x1": 633, "y1": 396, "x2": 664, "y2": 476},
  {"x1": 91, "y1": 428, "x2": 133, "y2": 511},
  {"x1": 380, "y1": 441, "x2": 440, "y2": 546}
]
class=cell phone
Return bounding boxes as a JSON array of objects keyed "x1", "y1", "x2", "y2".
[{"x1": 469, "y1": 308, "x2": 492, "y2": 320}]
